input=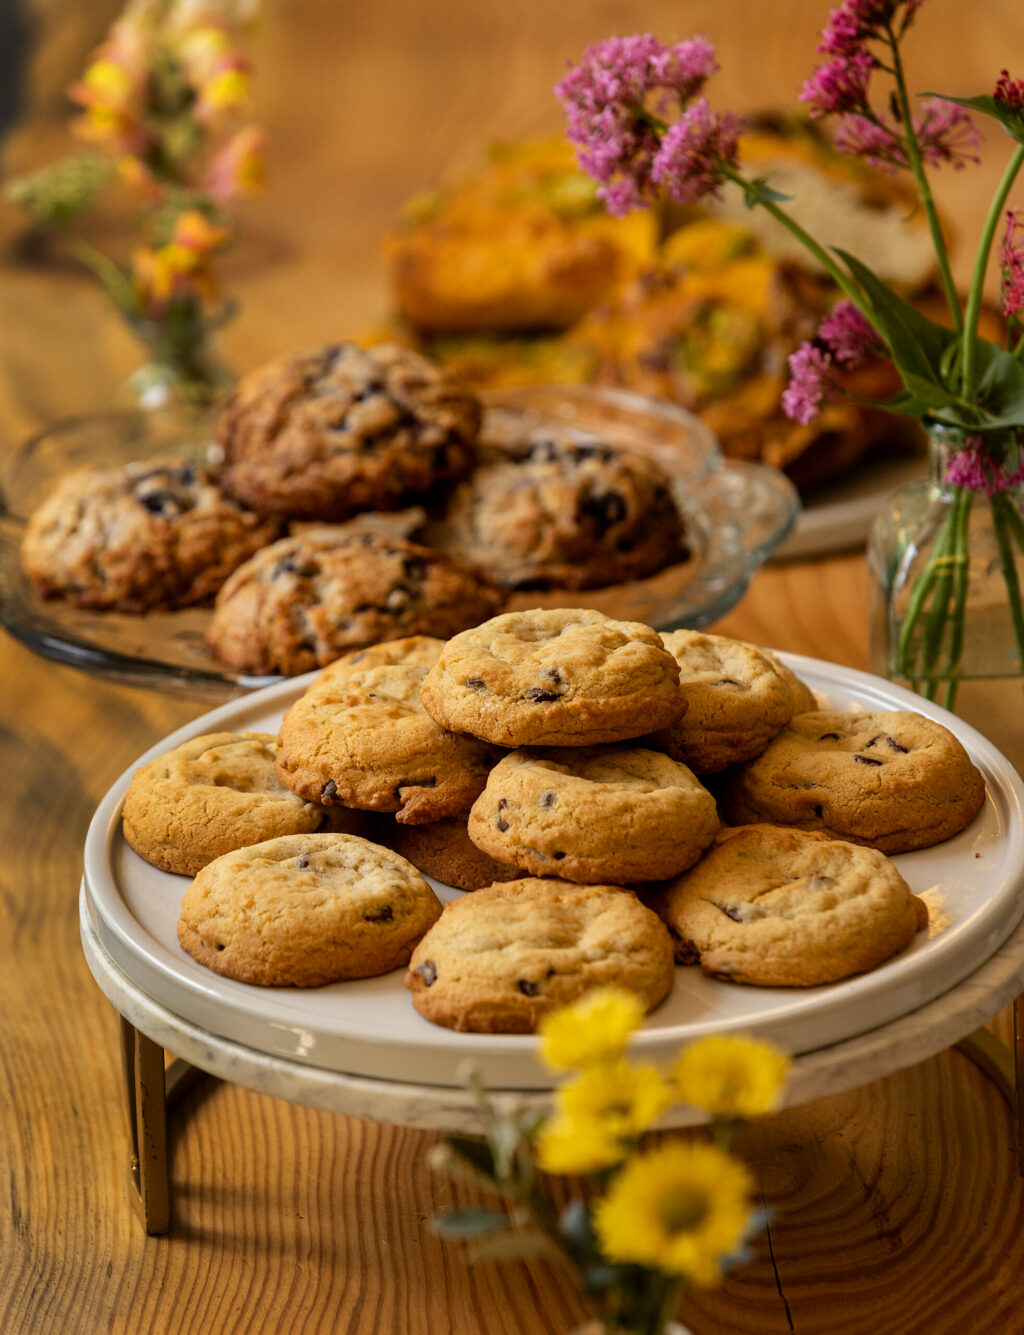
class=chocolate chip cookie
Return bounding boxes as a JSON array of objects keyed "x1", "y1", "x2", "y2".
[
  {"x1": 205, "y1": 526, "x2": 505, "y2": 676},
  {"x1": 404, "y1": 877, "x2": 675, "y2": 1032},
  {"x1": 20, "y1": 456, "x2": 279, "y2": 612},
  {"x1": 276, "y1": 636, "x2": 504, "y2": 823},
  {"x1": 720, "y1": 709, "x2": 986, "y2": 853},
  {"x1": 652, "y1": 824, "x2": 928, "y2": 986},
  {"x1": 122, "y1": 731, "x2": 336, "y2": 875},
  {"x1": 382, "y1": 814, "x2": 527, "y2": 891},
  {"x1": 652, "y1": 630, "x2": 798, "y2": 773},
  {"x1": 217, "y1": 341, "x2": 481, "y2": 521},
  {"x1": 177, "y1": 832, "x2": 443, "y2": 986},
  {"x1": 419, "y1": 607, "x2": 685, "y2": 746},
  {"x1": 433, "y1": 428, "x2": 686, "y2": 589},
  {"x1": 467, "y1": 746, "x2": 718, "y2": 883}
]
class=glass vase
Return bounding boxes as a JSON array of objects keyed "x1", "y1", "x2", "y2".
[
  {"x1": 568, "y1": 1323, "x2": 693, "y2": 1335},
  {"x1": 867, "y1": 420, "x2": 1024, "y2": 775},
  {"x1": 121, "y1": 301, "x2": 237, "y2": 411}
]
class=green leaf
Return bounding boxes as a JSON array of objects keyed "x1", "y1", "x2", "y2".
[
  {"x1": 742, "y1": 176, "x2": 792, "y2": 208},
  {"x1": 431, "y1": 1207, "x2": 512, "y2": 1239},
  {"x1": 833, "y1": 248, "x2": 960, "y2": 384},
  {"x1": 974, "y1": 340, "x2": 1024, "y2": 423},
  {"x1": 443, "y1": 1134, "x2": 499, "y2": 1179},
  {"x1": 464, "y1": 1225, "x2": 562, "y2": 1264},
  {"x1": 923, "y1": 92, "x2": 1024, "y2": 146}
]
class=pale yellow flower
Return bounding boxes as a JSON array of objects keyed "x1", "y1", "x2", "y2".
[
  {"x1": 536, "y1": 1116, "x2": 624, "y2": 1175},
  {"x1": 558, "y1": 1060, "x2": 673, "y2": 1139},
  {"x1": 672, "y1": 1035, "x2": 790, "y2": 1119},
  {"x1": 537, "y1": 988, "x2": 645, "y2": 1072},
  {"x1": 593, "y1": 1141, "x2": 753, "y2": 1286}
]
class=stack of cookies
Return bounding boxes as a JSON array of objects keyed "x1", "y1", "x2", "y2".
[
  {"x1": 21, "y1": 341, "x2": 691, "y2": 677},
  {"x1": 121, "y1": 607, "x2": 987, "y2": 1039}
]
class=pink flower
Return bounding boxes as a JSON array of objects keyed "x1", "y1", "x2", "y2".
[
  {"x1": 650, "y1": 98, "x2": 741, "y2": 205},
  {"x1": 816, "y1": 0, "x2": 926, "y2": 54},
  {"x1": 831, "y1": 112, "x2": 903, "y2": 169},
  {"x1": 782, "y1": 343, "x2": 835, "y2": 424},
  {"x1": 994, "y1": 69, "x2": 1024, "y2": 112},
  {"x1": 818, "y1": 300, "x2": 882, "y2": 364},
  {"x1": 555, "y1": 34, "x2": 718, "y2": 215},
  {"x1": 799, "y1": 50, "x2": 874, "y2": 119},
  {"x1": 832, "y1": 100, "x2": 979, "y2": 172},
  {"x1": 1000, "y1": 209, "x2": 1024, "y2": 322},
  {"x1": 946, "y1": 435, "x2": 1024, "y2": 494}
]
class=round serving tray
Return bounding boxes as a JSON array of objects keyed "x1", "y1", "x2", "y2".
[{"x1": 82, "y1": 653, "x2": 1024, "y2": 1092}]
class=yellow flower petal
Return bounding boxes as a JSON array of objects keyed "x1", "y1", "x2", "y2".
[
  {"x1": 537, "y1": 988, "x2": 645, "y2": 1071},
  {"x1": 536, "y1": 1115, "x2": 625, "y2": 1174},
  {"x1": 593, "y1": 1140, "x2": 754, "y2": 1286},
  {"x1": 558, "y1": 1060, "x2": 672, "y2": 1138},
  {"x1": 672, "y1": 1035, "x2": 790, "y2": 1119}
]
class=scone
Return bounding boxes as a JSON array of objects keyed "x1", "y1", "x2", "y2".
[
  {"x1": 20, "y1": 456, "x2": 279, "y2": 612},
  {"x1": 276, "y1": 636, "x2": 504, "y2": 823},
  {"x1": 467, "y1": 746, "x2": 718, "y2": 883},
  {"x1": 651, "y1": 824, "x2": 928, "y2": 986},
  {"x1": 122, "y1": 731, "x2": 334, "y2": 875},
  {"x1": 720, "y1": 710, "x2": 986, "y2": 853},
  {"x1": 433, "y1": 430, "x2": 686, "y2": 589},
  {"x1": 217, "y1": 341, "x2": 481, "y2": 521},
  {"x1": 652, "y1": 630, "x2": 798, "y2": 773},
  {"x1": 178, "y1": 832, "x2": 442, "y2": 986},
  {"x1": 419, "y1": 607, "x2": 685, "y2": 747},
  {"x1": 205, "y1": 526, "x2": 505, "y2": 676},
  {"x1": 404, "y1": 877, "x2": 675, "y2": 1032}
]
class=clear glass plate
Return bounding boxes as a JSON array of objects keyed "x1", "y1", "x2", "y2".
[{"x1": 0, "y1": 388, "x2": 799, "y2": 699}]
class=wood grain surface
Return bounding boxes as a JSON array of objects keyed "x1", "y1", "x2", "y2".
[{"x1": 2, "y1": 3, "x2": 1023, "y2": 1333}]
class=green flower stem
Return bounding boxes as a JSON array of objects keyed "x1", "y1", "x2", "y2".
[
  {"x1": 962, "y1": 143, "x2": 1024, "y2": 399},
  {"x1": 896, "y1": 502, "x2": 959, "y2": 689},
  {"x1": 919, "y1": 490, "x2": 971, "y2": 687},
  {"x1": 990, "y1": 491, "x2": 1024, "y2": 675},
  {"x1": 62, "y1": 232, "x2": 137, "y2": 313},
  {"x1": 718, "y1": 163, "x2": 865, "y2": 309},
  {"x1": 938, "y1": 489, "x2": 974, "y2": 709},
  {"x1": 885, "y1": 24, "x2": 962, "y2": 334}
]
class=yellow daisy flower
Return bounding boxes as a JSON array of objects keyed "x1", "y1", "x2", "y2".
[
  {"x1": 536, "y1": 1115, "x2": 624, "y2": 1175},
  {"x1": 672, "y1": 1035, "x2": 790, "y2": 1119},
  {"x1": 593, "y1": 1141, "x2": 753, "y2": 1286},
  {"x1": 558, "y1": 1060, "x2": 673, "y2": 1139},
  {"x1": 537, "y1": 988, "x2": 645, "y2": 1072}
]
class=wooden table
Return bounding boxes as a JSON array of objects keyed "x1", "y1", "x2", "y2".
[{"x1": 3, "y1": 2, "x2": 1024, "y2": 1331}]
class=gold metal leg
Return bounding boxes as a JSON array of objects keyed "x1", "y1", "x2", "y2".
[
  {"x1": 118, "y1": 1018, "x2": 207, "y2": 1234},
  {"x1": 954, "y1": 993, "x2": 1024, "y2": 1176}
]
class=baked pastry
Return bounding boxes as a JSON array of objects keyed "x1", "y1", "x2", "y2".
[
  {"x1": 385, "y1": 136, "x2": 657, "y2": 334},
  {"x1": 404, "y1": 877, "x2": 675, "y2": 1032},
  {"x1": 651, "y1": 824, "x2": 928, "y2": 986},
  {"x1": 20, "y1": 456, "x2": 279, "y2": 612},
  {"x1": 177, "y1": 832, "x2": 442, "y2": 986},
  {"x1": 382, "y1": 815, "x2": 526, "y2": 892},
  {"x1": 217, "y1": 341, "x2": 481, "y2": 521},
  {"x1": 275, "y1": 636, "x2": 504, "y2": 824},
  {"x1": 432, "y1": 428, "x2": 686, "y2": 589},
  {"x1": 121, "y1": 731, "x2": 338, "y2": 875},
  {"x1": 467, "y1": 746, "x2": 718, "y2": 883},
  {"x1": 205, "y1": 526, "x2": 505, "y2": 676},
  {"x1": 652, "y1": 630, "x2": 799, "y2": 773},
  {"x1": 720, "y1": 710, "x2": 986, "y2": 853},
  {"x1": 419, "y1": 607, "x2": 685, "y2": 747}
]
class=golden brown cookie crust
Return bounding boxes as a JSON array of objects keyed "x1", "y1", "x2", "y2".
[
  {"x1": 467, "y1": 746, "x2": 718, "y2": 883},
  {"x1": 404, "y1": 877, "x2": 675, "y2": 1032},
  {"x1": 177, "y1": 832, "x2": 442, "y2": 986},
  {"x1": 652, "y1": 824, "x2": 927, "y2": 986},
  {"x1": 381, "y1": 815, "x2": 526, "y2": 891},
  {"x1": 653, "y1": 630, "x2": 796, "y2": 773},
  {"x1": 419, "y1": 607, "x2": 685, "y2": 747},
  {"x1": 720, "y1": 710, "x2": 986, "y2": 853},
  {"x1": 276, "y1": 637, "x2": 503, "y2": 823},
  {"x1": 122, "y1": 732, "x2": 327, "y2": 876}
]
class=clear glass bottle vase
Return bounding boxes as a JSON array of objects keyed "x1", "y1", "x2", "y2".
[{"x1": 867, "y1": 420, "x2": 1024, "y2": 774}]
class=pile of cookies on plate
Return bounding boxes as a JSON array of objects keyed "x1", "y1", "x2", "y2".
[
  {"x1": 121, "y1": 607, "x2": 987, "y2": 1034},
  {"x1": 20, "y1": 342, "x2": 690, "y2": 676}
]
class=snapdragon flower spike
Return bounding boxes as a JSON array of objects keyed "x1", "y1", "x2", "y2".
[
  {"x1": 555, "y1": 33, "x2": 717, "y2": 215},
  {"x1": 1000, "y1": 209, "x2": 1024, "y2": 323},
  {"x1": 650, "y1": 98, "x2": 741, "y2": 205}
]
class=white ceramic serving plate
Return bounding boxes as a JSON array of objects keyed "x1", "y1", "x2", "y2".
[{"x1": 83, "y1": 654, "x2": 1024, "y2": 1091}]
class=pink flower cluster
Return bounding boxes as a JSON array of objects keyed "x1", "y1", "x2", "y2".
[
  {"x1": 832, "y1": 99, "x2": 980, "y2": 172},
  {"x1": 555, "y1": 35, "x2": 738, "y2": 216},
  {"x1": 995, "y1": 69, "x2": 1024, "y2": 112},
  {"x1": 781, "y1": 300, "x2": 882, "y2": 424},
  {"x1": 945, "y1": 436, "x2": 1024, "y2": 494},
  {"x1": 1001, "y1": 210, "x2": 1024, "y2": 323}
]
